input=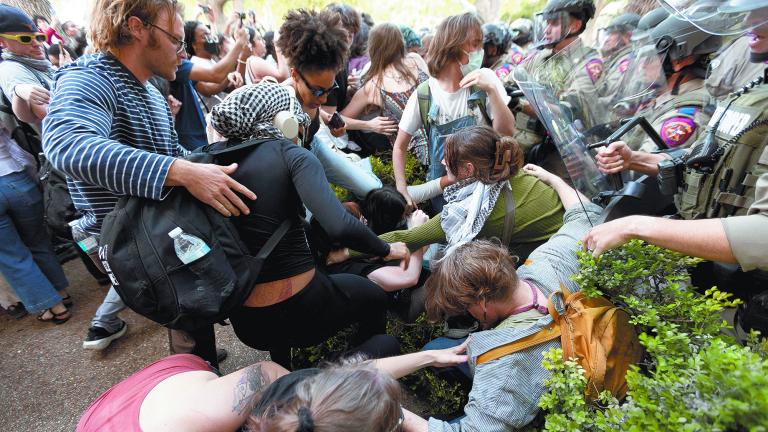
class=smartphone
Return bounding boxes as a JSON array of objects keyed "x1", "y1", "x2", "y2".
[{"x1": 329, "y1": 112, "x2": 345, "y2": 129}]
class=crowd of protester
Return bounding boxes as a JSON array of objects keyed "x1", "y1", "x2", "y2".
[{"x1": 1, "y1": 0, "x2": 767, "y2": 430}]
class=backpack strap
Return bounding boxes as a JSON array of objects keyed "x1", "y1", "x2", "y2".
[
  {"x1": 501, "y1": 182, "x2": 515, "y2": 247},
  {"x1": 203, "y1": 137, "x2": 273, "y2": 156},
  {"x1": 255, "y1": 219, "x2": 292, "y2": 260},
  {"x1": 475, "y1": 281, "x2": 570, "y2": 366},
  {"x1": 476, "y1": 320, "x2": 561, "y2": 365},
  {"x1": 417, "y1": 80, "x2": 431, "y2": 137}
]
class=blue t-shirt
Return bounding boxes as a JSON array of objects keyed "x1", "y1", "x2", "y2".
[{"x1": 170, "y1": 59, "x2": 207, "y2": 151}]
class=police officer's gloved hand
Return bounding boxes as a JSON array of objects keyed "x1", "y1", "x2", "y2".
[{"x1": 505, "y1": 82, "x2": 523, "y2": 112}]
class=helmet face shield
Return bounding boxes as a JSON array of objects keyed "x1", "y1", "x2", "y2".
[
  {"x1": 610, "y1": 42, "x2": 667, "y2": 118},
  {"x1": 598, "y1": 27, "x2": 630, "y2": 57},
  {"x1": 533, "y1": 10, "x2": 575, "y2": 48},
  {"x1": 659, "y1": 0, "x2": 768, "y2": 36}
]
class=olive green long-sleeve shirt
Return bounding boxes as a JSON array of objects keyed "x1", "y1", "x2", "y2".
[{"x1": 353, "y1": 173, "x2": 565, "y2": 260}]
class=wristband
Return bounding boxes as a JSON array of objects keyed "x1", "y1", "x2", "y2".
[{"x1": 237, "y1": 59, "x2": 247, "y2": 65}]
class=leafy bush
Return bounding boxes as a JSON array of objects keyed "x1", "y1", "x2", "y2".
[{"x1": 539, "y1": 240, "x2": 768, "y2": 432}]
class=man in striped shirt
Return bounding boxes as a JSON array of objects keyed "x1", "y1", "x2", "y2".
[{"x1": 43, "y1": 0, "x2": 255, "y2": 365}]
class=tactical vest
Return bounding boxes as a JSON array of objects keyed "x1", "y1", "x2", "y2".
[{"x1": 678, "y1": 77, "x2": 768, "y2": 220}]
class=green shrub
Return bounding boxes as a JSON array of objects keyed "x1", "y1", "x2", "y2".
[{"x1": 538, "y1": 240, "x2": 768, "y2": 432}]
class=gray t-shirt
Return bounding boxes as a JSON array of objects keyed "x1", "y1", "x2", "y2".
[{"x1": 0, "y1": 60, "x2": 55, "y2": 134}]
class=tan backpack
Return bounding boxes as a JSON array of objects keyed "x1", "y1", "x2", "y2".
[{"x1": 477, "y1": 283, "x2": 643, "y2": 400}]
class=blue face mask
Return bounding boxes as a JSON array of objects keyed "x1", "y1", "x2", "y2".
[{"x1": 460, "y1": 49, "x2": 484, "y2": 76}]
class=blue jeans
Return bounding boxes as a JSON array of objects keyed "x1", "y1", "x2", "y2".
[
  {"x1": 0, "y1": 171, "x2": 69, "y2": 312},
  {"x1": 91, "y1": 285, "x2": 126, "y2": 332},
  {"x1": 310, "y1": 126, "x2": 382, "y2": 199}
]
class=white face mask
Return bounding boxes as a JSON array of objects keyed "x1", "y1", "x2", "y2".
[{"x1": 460, "y1": 49, "x2": 484, "y2": 76}]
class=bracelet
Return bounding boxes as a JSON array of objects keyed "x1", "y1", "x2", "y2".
[{"x1": 237, "y1": 59, "x2": 247, "y2": 65}]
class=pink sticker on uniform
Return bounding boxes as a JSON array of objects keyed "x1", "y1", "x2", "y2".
[
  {"x1": 660, "y1": 117, "x2": 697, "y2": 147},
  {"x1": 496, "y1": 65, "x2": 512, "y2": 80},
  {"x1": 618, "y1": 57, "x2": 630, "y2": 74},
  {"x1": 511, "y1": 52, "x2": 524, "y2": 65},
  {"x1": 586, "y1": 58, "x2": 604, "y2": 84}
]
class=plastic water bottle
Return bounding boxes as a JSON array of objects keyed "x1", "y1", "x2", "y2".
[
  {"x1": 70, "y1": 220, "x2": 106, "y2": 273},
  {"x1": 168, "y1": 227, "x2": 211, "y2": 264}
]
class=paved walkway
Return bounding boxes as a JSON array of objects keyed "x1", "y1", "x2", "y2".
[{"x1": 0, "y1": 258, "x2": 269, "y2": 431}]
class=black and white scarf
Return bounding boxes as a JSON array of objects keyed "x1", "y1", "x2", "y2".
[
  {"x1": 210, "y1": 83, "x2": 310, "y2": 141},
  {"x1": 1, "y1": 52, "x2": 55, "y2": 87},
  {"x1": 441, "y1": 178, "x2": 507, "y2": 255}
]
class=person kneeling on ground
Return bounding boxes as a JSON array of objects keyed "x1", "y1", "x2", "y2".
[
  {"x1": 208, "y1": 82, "x2": 410, "y2": 368},
  {"x1": 414, "y1": 164, "x2": 603, "y2": 431}
]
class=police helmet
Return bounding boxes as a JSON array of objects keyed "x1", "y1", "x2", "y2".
[
  {"x1": 509, "y1": 17, "x2": 534, "y2": 45},
  {"x1": 482, "y1": 23, "x2": 508, "y2": 46},
  {"x1": 650, "y1": 14, "x2": 723, "y2": 61},
  {"x1": 603, "y1": 13, "x2": 641, "y2": 34}
]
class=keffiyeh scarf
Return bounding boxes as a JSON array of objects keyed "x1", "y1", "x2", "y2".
[
  {"x1": 441, "y1": 178, "x2": 507, "y2": 255},
  {"x1": 210, "y1": 83, "x2": 311, "y2": 141}
]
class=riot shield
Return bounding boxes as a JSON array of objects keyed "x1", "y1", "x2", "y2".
[
  {"x1": 658, "y1": 0, "x2": 768, "y2": 37},
  {"x1": 513, "y1": 60, "x2": 609, "y2": 197}
]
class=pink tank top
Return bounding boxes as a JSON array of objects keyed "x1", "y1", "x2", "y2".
[{"x1": 76, "y1": 354, "x2": 212, "y2": 432}]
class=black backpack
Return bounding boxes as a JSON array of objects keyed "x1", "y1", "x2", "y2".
[{"x1": 98, "y1": 138, "x2": 290, "y2": 331}]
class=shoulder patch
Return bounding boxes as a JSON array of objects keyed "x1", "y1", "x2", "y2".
[
  {"x1": 495, "y1": 64, "x2": 512, "y2": 80},
  {"x1": 617, "y1": 57, "x2": 631, "y2": 74},
  {"x1": 660, "y1": 117, "x2": 697, "y2": 147},
  {"x1": 585, "y1": 58, "x2": 604, "y2": 84},
  {"x1": 511, "y1": 51, "x2": 525, "y2": 65}
]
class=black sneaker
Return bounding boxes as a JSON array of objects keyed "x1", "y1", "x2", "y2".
[
  {"x1": 5, "y1": 303, "x2": 27, "y2": 320},
  {"x1": 83, "y1": 321, "x2": 128, "y2": 350}
]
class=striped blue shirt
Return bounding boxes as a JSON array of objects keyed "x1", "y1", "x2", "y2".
[{"x1": 43, "y1": 54, "x2": 186, "y2": 234}]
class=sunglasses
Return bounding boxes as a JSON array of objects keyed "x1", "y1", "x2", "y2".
[
  {"x1": 296, "y1": 69, "x2": 339, "y2": 98},
  {"x1": 143, "y1": 21, "x2": 186, "y2": 54},
  {"x1": 0, "y1": 33, "x2": 46, "y2": 44}
]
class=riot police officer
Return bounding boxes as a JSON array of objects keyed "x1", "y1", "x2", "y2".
[
  {"x1": 587, "y1": 0, "x2": 768, "y2": 335},
  {"x1": 481, "y1": 22, "x2": 513, "y2": 76},
  {"x1": 620, "y1": 13, "x2": 722, "y2": 152},
  {"x1": 596, "y1": 13, "x2": 640, "y2": 103},
  {"x1": 508, "y1": 18, "x2": 534, "y2": 65}
]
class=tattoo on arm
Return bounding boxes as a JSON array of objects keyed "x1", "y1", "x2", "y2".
[{"x1": 232, "y1": 364, "x2": 268, "y2": 415}]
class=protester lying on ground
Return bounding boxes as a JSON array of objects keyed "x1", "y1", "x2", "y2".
[
  {"x1": 393, "y1": 12, "x2": 516, "y2": 211},
  {"x1": 76, "y1": 341, "x2": 469, "y2": 432},
  {"x1": 412, "y1": 163, "x2": 604, "y2": 432},
  {"x1": 209, "y1": 82, "x2": 410, "y2": 368},
  {"x1": 338, "y1": 125, "x2": 564, "y2": 263}
]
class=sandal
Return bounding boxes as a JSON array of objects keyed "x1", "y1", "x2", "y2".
[
  {"x1": 37, "y1": 307, "x2": 72, "y2": 325},
  {"x1": 61, "y1": 295, "x2": 73, "y2": 307}
]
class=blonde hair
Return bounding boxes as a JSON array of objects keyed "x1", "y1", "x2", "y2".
[
  {"x1": 425, "y1": 239, "x2": 519, "y2": 320},
  {"x1": 426, "y1": 12, "x2": 482, "y2": 76},
  {"x1": 89, "y1": 0, "x2": 180, "y2": 53},
  {"x1": 250, "y1": 360, "x2": 403, "y2": 432}
]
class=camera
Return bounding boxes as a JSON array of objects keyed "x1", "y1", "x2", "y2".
[{"x1": 199, "y1": 5, "x2": 210, "y2": 13}]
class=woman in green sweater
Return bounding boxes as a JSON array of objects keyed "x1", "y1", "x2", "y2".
[{"x1": 342, "y1": 125, "x2": 565, "y2": 262}]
